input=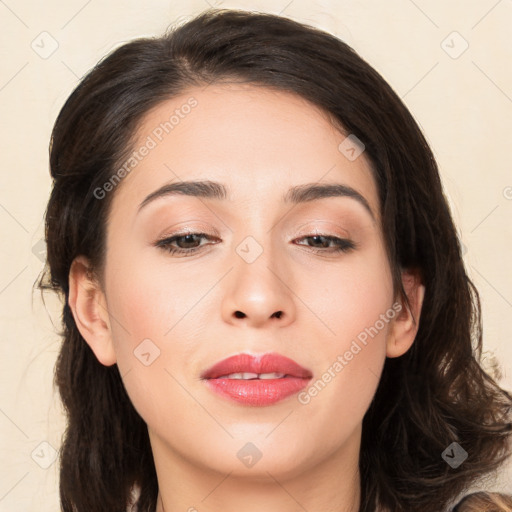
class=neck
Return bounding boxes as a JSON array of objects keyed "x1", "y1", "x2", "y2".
[{"x1": 152, "y1": 427, "x2": 362, "y2": 512}]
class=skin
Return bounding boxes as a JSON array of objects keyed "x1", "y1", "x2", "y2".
[{"x1": 68, "y1": 83, "x2": 424, "y2": 512}]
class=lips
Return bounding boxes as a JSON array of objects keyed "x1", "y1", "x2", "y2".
[
  {"x1": 201, "y1": 353, "x2": 313, "y2": 406},
  {"x1": 201, "y1": 352, "x2": 313, "y2": 380}
]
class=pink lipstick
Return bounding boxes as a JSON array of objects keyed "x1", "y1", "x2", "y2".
[{"x1": 201, "y1": 352, "x2": 313, "y2": 406}]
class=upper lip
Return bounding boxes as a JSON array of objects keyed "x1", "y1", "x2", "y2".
[{"x1": 201, "y1": 352, "x2": 313, "y2": 379}]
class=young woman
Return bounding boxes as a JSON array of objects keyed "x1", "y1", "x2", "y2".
[{"x1": 39, "y1": 8, "x2": 512, "y2": 512}]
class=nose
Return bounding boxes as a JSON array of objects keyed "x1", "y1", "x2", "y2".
[{"x1": 220, "y1": 243, "x2": 296, "y2": 328}]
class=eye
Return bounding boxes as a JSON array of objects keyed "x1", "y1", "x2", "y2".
[
  {"x1": 155, "y1": 232, "x2": 356, "y2": 257},
  {"x1": 294, "y1": 234, "x2": 356, "y2": 254},
  {"x1": 155, "y1": 232, "x2": 219, "y2": 256}
]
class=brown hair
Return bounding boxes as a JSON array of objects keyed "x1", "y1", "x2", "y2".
[
  {"x1": 38, "y1": 8, "x2": 512, "y2": 512},
  {"x1": 453, "y1": 492, "x2": 512, "y2": 512}
]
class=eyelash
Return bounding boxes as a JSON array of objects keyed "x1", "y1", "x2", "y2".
[{"x1": 155, "y1": 232, "x2": 356, "y2": 256}]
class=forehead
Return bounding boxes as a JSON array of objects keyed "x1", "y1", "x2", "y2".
[{"x1": 108, "y1": 82, "x2": 379, "y2": 221}]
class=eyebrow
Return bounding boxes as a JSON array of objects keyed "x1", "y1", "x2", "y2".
[{"x1": 138, "y1": 180, "x2": 375, "y2": 219}]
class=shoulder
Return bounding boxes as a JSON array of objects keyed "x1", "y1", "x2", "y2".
[{"x1": 451, "y1": 492, "x2": 512, "y2": 511}]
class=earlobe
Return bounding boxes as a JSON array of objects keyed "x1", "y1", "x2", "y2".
[
  {"x1": 68, "y1": 256, "x2": 117, "y2": 366},
  {"x1": 386, "y1": 268, "x2": 425, "y2": 358}
]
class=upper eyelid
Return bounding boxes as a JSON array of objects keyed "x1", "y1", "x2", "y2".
[
  {"x1": 159, "y1": 221, "x2": 351, "y2": 238},
  {"x1": 157, "y1": 231, "x2": 349, "y2": 239}
]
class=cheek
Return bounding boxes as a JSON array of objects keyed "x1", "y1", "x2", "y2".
[
  {"x1": 295, "y1": 293, "x2": 391, "y2": 455},
  {"x1": 295, "y1": 247, "x2": 393, "y2": 421},
  {"x1": 106, "y1": 249, "x2": 209, "y2": 345},
  {"x1": 301, "y1": 243, "x2": 394, "y2": 345},
  {"x1": 103, "y1": 251, "x2": 212, "y2": 417}
]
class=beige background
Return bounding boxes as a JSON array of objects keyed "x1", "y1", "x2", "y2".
[{"x1": 0, "y1": 0, "x2": 511, "y2": 510}]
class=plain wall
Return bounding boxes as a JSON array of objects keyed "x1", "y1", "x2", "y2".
[{"x1": 0, "y1": 0, "x2": 511, "y2": 510}]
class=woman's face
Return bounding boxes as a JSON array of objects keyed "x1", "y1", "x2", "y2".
[{"x1": 75, "y1": 83, "x2": 417, "y2": 485}]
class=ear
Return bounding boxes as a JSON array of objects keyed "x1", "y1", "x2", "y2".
[
  {"x1": 386, "y1": 268, "x2": 425, "y2": 358},
  {"x1": 68, "y1": 256, "x2": 117, "y2": 366}
]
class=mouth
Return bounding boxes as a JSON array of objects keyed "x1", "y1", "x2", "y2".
[{"x1": 201, "y1": 352, "x2": 313, "y2": 406}]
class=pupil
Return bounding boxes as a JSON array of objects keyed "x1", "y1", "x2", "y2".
[
  {"x1": 181, "y1": 234, "x2": 198, "y2": 247},
  {"x1": 312, "y1": 235, "x2": 327, "y2": 247}
]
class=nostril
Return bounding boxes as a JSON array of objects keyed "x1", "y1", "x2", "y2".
[
  {"x1": 234, "y1": 311, "x2": 246, "y2": 318},
  {"x1": 272, "y1": 311, "x2": 283, "y2": 319}
]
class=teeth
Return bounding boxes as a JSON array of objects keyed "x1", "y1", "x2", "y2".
[
  {"x1": 217, "y1": 372, "x2": 287, "y2": 380},
  {"x1": 259, "y1": 372, "x2": 286, "y2": 379},
  {"x1": 220, "y1": 372, "x2": 259, "y2": 380}
]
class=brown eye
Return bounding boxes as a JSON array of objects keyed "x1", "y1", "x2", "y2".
[
  {"x1": 295, "y1": 234, "x2": 356, "y2": 253},
  {"x1": 156, "y1": 233, "x2": 219, "y2": 256}
]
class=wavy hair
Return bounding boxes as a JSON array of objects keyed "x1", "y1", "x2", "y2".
[{"x1": 38, "y1": 8, "x2": 512, "y2": 512}]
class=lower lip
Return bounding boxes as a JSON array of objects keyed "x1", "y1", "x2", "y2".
[{"x1": 203, "y1": 377, "x2": 311, "y2": 406}]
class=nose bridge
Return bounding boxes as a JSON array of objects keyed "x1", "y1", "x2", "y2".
[
  {"x1": 235, "y1": 233, "x2": 277, "y2": 287},
  {"x1": 221, "y1": 229, "x2": 296, "y2": 326}
]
